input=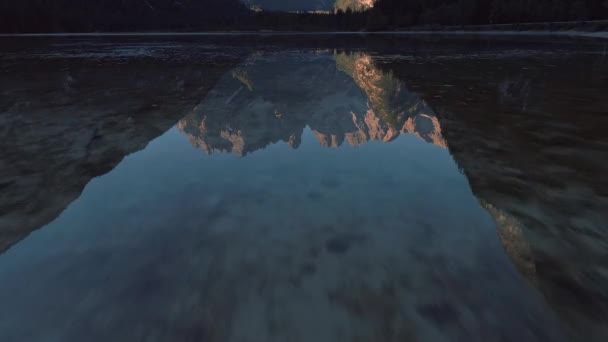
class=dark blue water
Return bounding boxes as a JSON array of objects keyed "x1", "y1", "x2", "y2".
[{"x1": 1, "y1": 35, "x2": 607, "y2": 341}]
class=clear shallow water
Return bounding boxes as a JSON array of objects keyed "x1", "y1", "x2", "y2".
[{"x1": 0, "y1": 35, "x2": 607, "y2": 341}]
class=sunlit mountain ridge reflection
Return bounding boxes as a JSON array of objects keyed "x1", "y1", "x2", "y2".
[{"x1": 178, "y1": 52, "x2": 446, "y2": 157}]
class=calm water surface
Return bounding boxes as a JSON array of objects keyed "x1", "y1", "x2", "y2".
[{"x1": 0, "y1": 35, "x2": 607, "y2": 342}]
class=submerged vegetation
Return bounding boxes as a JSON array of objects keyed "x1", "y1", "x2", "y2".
[{"x1": 232, "y1": 70, "x2": 255, "y2": 91}]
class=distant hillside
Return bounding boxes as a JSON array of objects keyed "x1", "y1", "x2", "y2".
[
  {"x1": 2, "y1": 0, "x2": 605, "y2": 33},
  {"x1": 245, "y1": 0, "x2": 375, "y2": 12},
  {"x1": 369, "y1": 0, "x2": 608, "y2": 26},
  {"x1": 0, "y1": 0, "x2": 250, "y2": 33},
  {"x1": 335, "y1": 0, "x2": 376, "y2": 12}
]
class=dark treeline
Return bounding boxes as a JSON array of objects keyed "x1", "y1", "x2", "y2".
[
  {"x1": 230, "y1": 0, "x2": 608, "y2": 31},
  {"x1": 0, "y1": 0, "x2": 248, "y2": 33},
  {"x1": 0, "y1": 0, "x2": 607, "y2": 33},
  {"x1": 237, "y1": 10, "x2": 367, "y2": 31},
  {"x1": 369, "y1": 0, "x2": 608, "y2": 28}
]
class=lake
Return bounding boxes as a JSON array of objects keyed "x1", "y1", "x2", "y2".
[{"x1": 0, "y1": 34, "x2": 607, "y2": 342}]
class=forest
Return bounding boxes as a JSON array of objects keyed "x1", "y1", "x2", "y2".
[
  {"x1": 0, "y1": 0, "x2": 248, "y2": 33},
  {"x1": 368, "y1": 0, "x2": 608, "y2": 27},
  {"x1": 0, "y1": 0, "x2": 607, "y2": 33}
]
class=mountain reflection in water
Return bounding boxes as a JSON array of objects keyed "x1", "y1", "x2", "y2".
[
  {"x1": 178, "y1": 52, "x2": 446, "y2": 157},
  {"x1": 0, "y1": 36, "x2": 607, "y2": 342}
]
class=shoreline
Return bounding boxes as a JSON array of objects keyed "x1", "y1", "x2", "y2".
[
  {"x1": 1, "y1": 30, "x2": 607, "y2": 39},
  {"x1": 391, "y1": 30, "x2": 608, "y2": 39}
]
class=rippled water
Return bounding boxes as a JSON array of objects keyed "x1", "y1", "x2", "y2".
[{"x1": 0, "y1": 35, "x2": 607, "y2": 342}]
